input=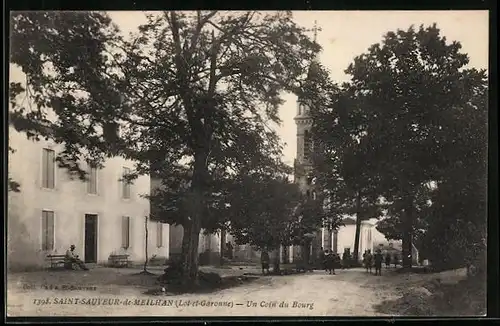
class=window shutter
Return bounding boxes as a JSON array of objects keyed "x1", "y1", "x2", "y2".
[
  {"x1": 122, "y1": 216, "x2": 130, "y2": 249},
  {"x1": 42, "y1": 211, "x2": 47, "y2": 250},
  {"x1": 47, "y1": 149, "x2": 55, "y2": 188},
  {"x1": 47, "y1": 211, "x2": 55, "y2": 250},
  {"x1": 88, "y1": 167, "x2": 97, "y2": 194},
  {"x1": 157, "y1": 222, "x2": 163, "y2": 247},
  {"x1": 42, "y1": 149, "x2": 48, "y2": 188},
  {"x1": 42, "y1": 211, "x2": 54, "y2": 251}
]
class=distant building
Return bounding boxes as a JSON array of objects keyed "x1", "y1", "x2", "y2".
[{"x1": 7, "y1": 125, "x2": 169, "y2": 271}]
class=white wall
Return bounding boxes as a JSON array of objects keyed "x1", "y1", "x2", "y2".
[
  {"x1": 335, "y1": 222, "x2": 375, "y2": 258},
  {"x1": 371, "y1": 225, "x2": 390, "y2": 246},
  {"x1": 7, "y1": 127, "x2": 156, "y2": 269}
]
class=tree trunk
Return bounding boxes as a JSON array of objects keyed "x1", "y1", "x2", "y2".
[
  {"x1": 353, "y1": 190, "x2": 362, "y2": 262},
  {"x1": 144, "y1": 216, "x2": 149, "y2": 272},
  {"x1": 402, "y1": 198, "x2": 414, "y2": 270},
  {"x1": 180, "y1": 209, "x2": 202, "y2": 285},
  {"x1": 180, "y1": 153, "x2": 207, "y2": 285},
  {"x1": 220, "y1": 227, "x2": 226, "y2": 266},
  {"x1": 273, "y1": 248, "x2": 281, "y2": 273}
]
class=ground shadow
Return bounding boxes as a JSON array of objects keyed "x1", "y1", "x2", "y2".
[
  {"x1": 372, "y1": 275, "x2": 486, "y2": 316},
  {"x1": 144, "y1": 274, "x2": 263, "y2": 295}
]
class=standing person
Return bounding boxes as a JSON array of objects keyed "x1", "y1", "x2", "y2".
[
  {"x1": 325, "y1": 251, "x2": 335, "y2": 275},
  {"x1": 342, "y1": 250, "x2": 348, "y2": 269},
  {"x1": 318, "y1": 247, "x2": 325, "y2": 271},
  {"x1": 65, "y1": 245, "x2": 89, "y2": 270},
  {"x1": 393, "y1": 254, "x2": 400, "y2": 268},
  {"x1": 385, "y1": 252, "x2": 392, "y2": 268},
  {"x1": 334, "y1": 253, "x2": 342, "y2": 272},
  {"x1": 261, "y1": 250, "x2": 270, "y2": 275},
  {"x1": 374, "y1": 249, "x2": 383, "y2": 276},
  {"x1": 365, "y1": 250, "x2": 373, "y2": 274},
  {"x1": 323, "y1": 250, "x2": 330, "y2": 273}
]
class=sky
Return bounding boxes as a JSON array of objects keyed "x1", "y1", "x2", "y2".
[{"x1": 108, "y1": 10, "x2": 489, "y2": 167}]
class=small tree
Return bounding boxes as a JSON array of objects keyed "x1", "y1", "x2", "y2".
[{"x1": 135, "y1": 215, "x2": 155, "y2": 276}]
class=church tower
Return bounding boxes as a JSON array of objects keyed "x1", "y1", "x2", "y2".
[{"x1": 284, "y1": 21, "x2": 331, "y2": 263}]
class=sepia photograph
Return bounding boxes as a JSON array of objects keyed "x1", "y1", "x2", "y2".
[{"x1": 7, "y1": 10, "x2": 488, "y2": 317}]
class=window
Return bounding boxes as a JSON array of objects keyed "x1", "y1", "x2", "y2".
[
  {"x1": 122, "y1": 167, "x2": 131, "y2": 199},
  {"x1": 368, "y1": 229, "x2": 372, "y2": 242},
  {"x1": 122, "y1": 216, "x2": 130, "y2": 249},
  {"x1": 87, "y1": 166, "x2": 98, "y2": 194},
  {"x1": 42, "y1": 148, "x2": 55, "y2": 189},
  {"x1": 42, "y1": 210, "x2": 55, "y2": 251},
  {"x1": 156, "y1": 222, "x2": 163, "y2": 247},
  {"x1": 304, "y1": 130, "x2": 312, "y2": 161}
]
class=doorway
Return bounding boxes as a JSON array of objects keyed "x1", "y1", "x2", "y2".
[{"x1": 84, "y1": 214, "x2": 98, "y2": 263}]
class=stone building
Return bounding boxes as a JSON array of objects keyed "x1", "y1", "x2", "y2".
[{"x1": 7, "y1": 125, "x2": 169, "y2": 271}]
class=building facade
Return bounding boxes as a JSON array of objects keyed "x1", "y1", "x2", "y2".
[{"x1": 7, "y1": 127, "x2": 169, "y2": 271}]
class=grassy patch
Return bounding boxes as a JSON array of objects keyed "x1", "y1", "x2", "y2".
[{"x1": 373, "y1": 273, "x2": 486, "y2": 316}]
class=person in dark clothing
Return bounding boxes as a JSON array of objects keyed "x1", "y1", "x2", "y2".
[
  {"x1": 342, "y1": 250, "x2": 349, "y2": 269},
  {"x1": 325, "y1": 251, "x2": 335, "y2": 275},
  {"x1": 318, "y1": 247, "x2": 325, "y2": 271},
  {"x1": 65, "y1": 245, "x2": 89, "y2": 270},
  {"x1": 334, "y1": 254, "x2": 342, "y2": 272},
  {"x1": 374, "y1": 250, "x2": 383, "y2": 276},
  {"x1": 261, "y1": 250, "x2": 270, "y2": 275},
  {"x1": 365, "y1": 250, "x2": 373, "y2": 273},
  {"x1": 393, "y1": 254, "x2": 400, "y2": 268},
  {"x1": 385, "y1": 252, "x2": 392, "y2": 268},
  {"x1": 323, "y1": 250, "x2": 330, "y2": 272}
]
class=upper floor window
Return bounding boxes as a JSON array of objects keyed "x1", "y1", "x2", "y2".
[
  {"x1": 122, "y1": 167, "x2": 131, "y2": 199},
  {"x1": 87, "y1": 166, "x2": 98, "y2": 194},
  {"x1": 42, "y1": 148, "x2": 55, "y2": 189}
]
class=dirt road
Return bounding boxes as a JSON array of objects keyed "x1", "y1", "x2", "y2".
[{"x1": 8, "y1": 267, "x2": 413, "y2": 317}]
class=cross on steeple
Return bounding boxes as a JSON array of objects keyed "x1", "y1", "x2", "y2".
[{"x1": 305, "y1": 20, "x2": 322, "y2": 42}]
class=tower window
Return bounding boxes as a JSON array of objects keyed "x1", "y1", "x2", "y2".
[{"x1": 304, "y1": 130, "x2": 313, "y2": 161}]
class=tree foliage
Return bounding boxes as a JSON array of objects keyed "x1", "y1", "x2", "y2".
[
  {"x1": 314, "y1": 23, "x2": 487, "y2": 269},
  {"x1": 10, "y1": 11, "x2": 328, "y2": 282},
  {"x1": 227, "y1": 174, "x2": 302, "y2": 251}
]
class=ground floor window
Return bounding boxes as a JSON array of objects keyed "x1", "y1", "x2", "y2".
[
  {"x1": 156, "y1": 222, "x2": 163, "y2": 247},
  {"x1": 122, "y1": 216, "x2": 130, "y2": 249},
  {"x1": 42, "y1": 210, "x2": 55, "y2": 251}
]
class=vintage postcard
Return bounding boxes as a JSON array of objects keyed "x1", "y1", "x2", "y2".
[{"x1": 7, "y1": 10, "x2": 488, "y2": 317}]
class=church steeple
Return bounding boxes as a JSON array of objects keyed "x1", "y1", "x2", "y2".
[{"x1": 295, "y1": 20, "x2": 322, "y2": 120}]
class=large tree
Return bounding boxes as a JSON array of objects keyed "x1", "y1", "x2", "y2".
[
  {"x1": 313, "y1": 84, "x2": 383, "y2": 261},
  {"x1": 10, "y1": 11, "x2": 327, "y2": 283},
  {"x1": 314, "y1": 24, "x2": 487, "y2": 269}
]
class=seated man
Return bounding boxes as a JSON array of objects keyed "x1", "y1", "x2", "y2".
[{"x1": 65, "y1": 245, "x2": 89, "y2": 270}]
